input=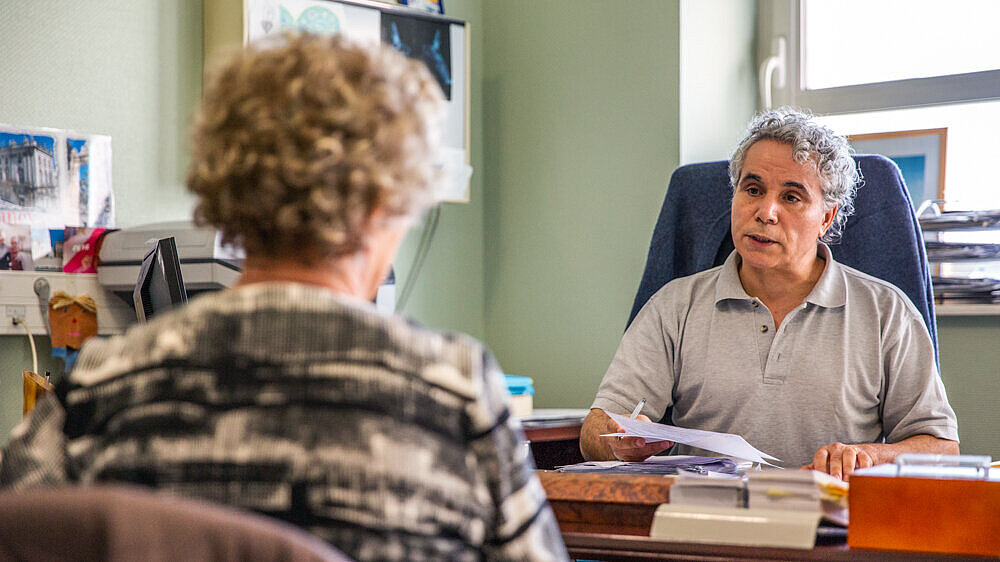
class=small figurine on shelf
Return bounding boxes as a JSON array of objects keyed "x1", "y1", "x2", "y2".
[{"x1": 49, "y1": 291, "x2": 98, "y2": 371}]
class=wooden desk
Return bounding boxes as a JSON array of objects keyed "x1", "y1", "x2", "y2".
[
  {"x1": 522, "y1": 418, "x2": 584, "y2": 470},
  {"x1": 539, "y1": 471, "x2": 672, "y2": 536},
  {"x1": 559, "y1": 533, "x2": 980, "y2": 561},
  {"x1": 538, "y1": 471, "x2": 986, "y2": 561}
]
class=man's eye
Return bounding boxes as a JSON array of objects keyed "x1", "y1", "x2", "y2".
[
  {"x1": 785, "y1": 194, "x2": 801, "y2": 203},
  {"x1": 745, "y1": 186, "x2": 760, "y2": 195}
]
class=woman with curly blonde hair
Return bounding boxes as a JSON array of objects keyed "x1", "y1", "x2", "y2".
[
  {"x1": 189, "y1": 32, "x2": 444, "y2": 268},
  {"x1": 1, "y1": 34, "x2": 567, "y2": 562}
]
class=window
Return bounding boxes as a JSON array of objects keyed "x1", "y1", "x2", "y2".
[
  {"x1": 760, "y1": 0, "x2": 1000, "y2": 114},
  {"x1": 757, "y1": 0, "x2": 1000, "y2": 209}
]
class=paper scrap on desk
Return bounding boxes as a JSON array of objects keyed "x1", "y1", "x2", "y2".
[{"x1": 602, "y1": 411, "x2": 781, "y2": 466}]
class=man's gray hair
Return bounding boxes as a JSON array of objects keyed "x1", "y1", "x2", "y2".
[{"x1": 729, "y1": 107, "x2": 860, "y2": 244}]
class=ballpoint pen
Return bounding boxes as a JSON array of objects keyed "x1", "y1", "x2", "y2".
[
  {"x1": 615, "y1": 397, "x2": 648, "y2": 445},
  {"x1": 629, "y1": 397, "x2": 646, "y2": 419}
]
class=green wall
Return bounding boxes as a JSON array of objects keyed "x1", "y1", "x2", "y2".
[
  {"x1": 679, "y1": 0, "x2": 757, "y2": 164},
  {"x1": 0, "y1": 0, "x2": 203, "y2": 440},
  {"x1": 937, "y1": 316, "x2": 1000, "y2": 456},
  {"x1": 480, "y1": 1, "x2": 682, "y2": 408}
]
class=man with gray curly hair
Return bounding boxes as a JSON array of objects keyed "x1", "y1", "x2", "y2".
[
  {"x1": 727, "y1": 109, "x2": 859, "y2": 245},
  {"x1": 1, "y1": 34, "x2": 568, "y2": 561},
  {"x1": 581, "y1": 108, "x2": 958, "y2": 480}
]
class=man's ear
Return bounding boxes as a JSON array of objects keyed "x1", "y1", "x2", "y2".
[{"x1": 820, "y1": 205, "x2": 838, "y2": 237}]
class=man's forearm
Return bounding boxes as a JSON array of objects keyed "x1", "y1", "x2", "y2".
[{"x1": 868, "y1": 434, "x2": 959, "y2": 466}]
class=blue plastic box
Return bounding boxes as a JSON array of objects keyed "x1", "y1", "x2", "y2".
[
  {"x1": 504, "y1": 374, "x2": 534, "y2": 396},
  {"x1": 504, "y1": 375, "x2": 534, "y2": 416}
]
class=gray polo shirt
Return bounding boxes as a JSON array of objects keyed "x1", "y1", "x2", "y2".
[{"x1": 592, "y1": 244, "x2": 959, "y2": 467}]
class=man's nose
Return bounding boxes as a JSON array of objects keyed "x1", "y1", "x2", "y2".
[{"x1": 755, "y1": 197, "x2": 779, "y2": 224}]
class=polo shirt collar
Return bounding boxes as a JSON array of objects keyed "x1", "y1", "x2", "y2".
[{"x1": 714, "y1": 243, "x2": 846, "y2": 309}]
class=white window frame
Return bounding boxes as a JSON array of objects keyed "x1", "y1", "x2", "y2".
[{"x1": 759, "y1": 0, "x2": 1000, "y2": 114}]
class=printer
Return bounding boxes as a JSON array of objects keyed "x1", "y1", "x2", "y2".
[
  {"x1": 98, "y1": 220, "x2": 244, "y2": 302},
  {"x1": 98, "y1": 220, "x2": 396, "y2": 314}
]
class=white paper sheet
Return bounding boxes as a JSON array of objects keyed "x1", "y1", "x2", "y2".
[
  {"x1": 602, "y1": 411, "x2": 781, "y2": 466},
  {"x1": 437, "y1": 146, "x2": 472, "y2": 202}
]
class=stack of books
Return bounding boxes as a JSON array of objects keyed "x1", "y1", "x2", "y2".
[
  {"x1": 650, "y1": 470, "x2": 847, "y2": 549},
  {"x1": 747, "y1": 469, "x2": 848, "y2": 526}
]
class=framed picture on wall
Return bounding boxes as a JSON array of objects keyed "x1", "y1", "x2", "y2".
[{"x1": 848, "y1": 128, "x2": 947, "y2": 208}]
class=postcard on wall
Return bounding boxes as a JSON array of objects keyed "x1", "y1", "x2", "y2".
[
  {"x1": 0, "y1": 130, "x2": 59, "y2": 215},
  {"x1": 62, "y1": 226, "x2": 107, "y2": 273},
  {"x1": 0, "y1": 223, "x2": 34, "y2": 271},
  {"x1": 0, "y1": 123, "x2": 113, "y2": 262},
  {"x1": 66, "y1": 135, "x2": 114, "y2": 228}
]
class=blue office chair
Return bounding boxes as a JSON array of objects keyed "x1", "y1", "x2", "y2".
[{"x1": 628, "y1": 155, "x2": 937, "y2": 361}]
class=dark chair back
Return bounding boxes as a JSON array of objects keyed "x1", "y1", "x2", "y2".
[{"x1": 0, "y1": 486, "x2": 351, "y2": 561}]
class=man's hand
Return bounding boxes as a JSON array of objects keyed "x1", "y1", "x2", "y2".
[
  {"x1": 605, "y1": 422, "x2": 674, "y2": 461},
  {"x1": 803, "y1": 442, "x2": 875, "y2": 481},
  {"x1": 580, "y1": 408, "x2": 673, "y2": 461},
  {"x1": 804, "y1": 435, "x2": 959, "y2": 481}
]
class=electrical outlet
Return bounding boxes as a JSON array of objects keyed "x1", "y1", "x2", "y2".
[{"x1": 5, "y1": 305, "x2": 27, "y2": 320}]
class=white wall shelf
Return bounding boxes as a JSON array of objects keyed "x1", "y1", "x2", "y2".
[
  {"x1": 935, "y1": 303, "x2": 1000, "y2": 316},
  {"x1": 0, "y1": 271, "x2": 134, "y2": 336}
]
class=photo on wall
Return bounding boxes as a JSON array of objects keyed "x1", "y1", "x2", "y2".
[
  {"x1": 849, "y1": 128, "x2": 947, "y2": 209},
  {"x1": 0, "y1": 132, "x2": 59, "y2": 213},
  {"x1": 67, "y1": 137, "x2": 114, "y2": 228},
  {"x1": 0, "y1": 223, "x2": 33, "y2": 271}
]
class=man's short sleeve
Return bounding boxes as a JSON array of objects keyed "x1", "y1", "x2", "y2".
[
  {"x1": 591, "y1": 293, "x2": 676, "y2": 421},
  {"x1": 881, "y1": 304, "x2": 959, "y2": 444}
]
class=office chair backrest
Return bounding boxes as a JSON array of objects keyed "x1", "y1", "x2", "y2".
[
  {"x1": 0, "y1": 485, "x2": 350, "y2": 562},
  {"x1": 628, "y1": 155, "x2": 938, "y2": 360}
]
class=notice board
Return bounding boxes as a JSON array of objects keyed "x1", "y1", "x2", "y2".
[{"x1": 206, "y1": 0, "x2": 471, "y2": 201}]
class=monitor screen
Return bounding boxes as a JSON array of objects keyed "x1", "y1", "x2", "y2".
[{"x1": 133, "y1": 237, "x2": 188, "y2": 323}]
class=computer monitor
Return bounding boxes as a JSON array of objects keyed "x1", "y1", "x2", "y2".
[{"x1": 133, "y1": 237, "x2": 188, "y2": 323}]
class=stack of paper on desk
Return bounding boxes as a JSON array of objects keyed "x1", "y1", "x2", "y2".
[
  {"x1": 747, "y1": 469, "x2": 848, "y2": 526},
  {"x1": 517, "y1": 408, "x2": 589, "y2": 427},
  {"x1": 601, "y1": 411, "x2": 781, "y2": 465},
  {"x1": 556, "y1": 455, "x2": 741, "y2": 475}
]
